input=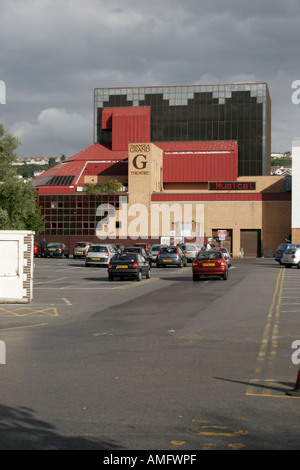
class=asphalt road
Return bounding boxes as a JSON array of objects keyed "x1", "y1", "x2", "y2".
[{"x1": 0, "y1": 256, "x2": 300, "y2": 451}]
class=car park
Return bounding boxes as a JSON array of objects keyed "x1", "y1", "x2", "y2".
[
  {"x1": 275, "y1": 243, "x2": 300, "y2": 264},
  {"x1": 156, "y1": 246, "x2": 187, "y2": 268},
  {"x1": 73, "y1": 241, "x2": 89, "y2": 258},
  {"x1": 108, "y1": 252, "x2": 151, "y2": 281},
  {"x1": 180, "y1": 243, "x2": 200, "y2": 262},
  {"x1": 85, "y1": 244, "x2": 117, "y2": 267},
  {"x1": 281, "y1": 247, "x2": 300, "y2": 268},
  {"x1": 44, "y1": 242, "x2": 69, "y2": 258},
  {"x1": 34, "y1": 242, "x2": 41, "y2": 257},
  {"x1": 192, "y1": 250, "x2": 228, "y2": 280}
]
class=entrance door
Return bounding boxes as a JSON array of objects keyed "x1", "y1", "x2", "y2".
[{"x1": 240, "y1": 230, "x2": 261, "y2": 257}]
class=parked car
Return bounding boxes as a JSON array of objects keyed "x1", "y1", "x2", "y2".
[
  {"x1": 73, "y1": 241, "x2": 89, "y2": 259},
  {"x1": 156, "y1": 246, "x2": 187, "y2": 268},
  {"x1": 85, "y1": 244, "x2": 117, "y2": 267},
  {"x1": 123, "y1": 246, "x2": 150, "y2": 263},
  {"x1": 281, "y1": 247, "x2": 300, "y2": 268},
  {"x1": 133, "y1": 243, "x2": 150, "y2": 254},
  {"x1": 216, "y1": 247, "x2": 232, "y2": 267},
  {"x1": 180, "y1": 243, "x2": 200, "y2": 262},
  {"x1": 275, "y1": 243, "x2": 300, "y2": 264},
  {"x1": 192, "y1": 250, "x2": 228, "y2": 280},
  {"x1": 149, "y1": 244, "x2": 166, "y2": 264},
  {"x1": 34, "y1": 242, "x2": 41, "y2": 257},
  {"x1": 108, "y1": 252, "x2": 151, "y2": 281},
  {"x1": 44, "y1": 242, "x2": 69, "y2": 258}
]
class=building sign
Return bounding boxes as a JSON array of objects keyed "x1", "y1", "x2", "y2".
[
  {"x1": 209, "y1": 182, "x2": 256, "y2": 190},
  {"x1": 218, "y1": 230, "x2": 227, "y2": 240},
  {"x1": 129, "y1": 144, "x2": 150, "y2": 176}
]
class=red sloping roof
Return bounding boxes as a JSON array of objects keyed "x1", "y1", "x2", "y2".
[
  {"x1": 34, "y1": 144, "x2": 128, "y2": 191},
  {"x1": 156, "y1": 141, "x2": 238, "y2": 183}
]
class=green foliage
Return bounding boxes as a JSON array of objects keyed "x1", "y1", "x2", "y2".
[
  {"x1": 0, "y1": 178, "x2": 45, "y2": 232},
  {"x1": 0, "y1": 123, "x2": 19, "y2": 181},
  {"x1": 0, "y1": 124, "x2": 45, "y2": 233},
  {"x1": 16, "y1": 163, "x2": 50, "y2": 179},
  {"x1": 84, "y1": 179, "x2": 123, "y2": 195},
  {"x1": 271, "y1": 158, "x2": 292, "y2": 167}
]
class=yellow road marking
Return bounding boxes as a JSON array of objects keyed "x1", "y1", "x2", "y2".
[
  {"x1": 0, "y1": 306, "x2": 59, "y2": 317},
  {"x1": 246, "y1": 267, "x2": 297, "y2": 398}
]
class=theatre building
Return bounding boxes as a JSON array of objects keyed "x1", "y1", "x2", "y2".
[{"x1": 34, "y1": 83, "x2": 291, "y2": 257}]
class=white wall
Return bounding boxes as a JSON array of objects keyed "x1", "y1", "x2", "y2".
[
  {"x1": 0, "y1": 231, "x2": 34, "y2": 303},
  {"x1": 292, "y1": 139, "x2": 300, "y2": 230}
]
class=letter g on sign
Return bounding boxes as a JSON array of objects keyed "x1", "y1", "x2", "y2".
[{"x1": 132, "y1": 154, "x2": 147, "y2": 170}]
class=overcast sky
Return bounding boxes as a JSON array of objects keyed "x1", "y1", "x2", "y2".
[{"x1": 1, "y1": 0, "x2": 300, "y2": 158}]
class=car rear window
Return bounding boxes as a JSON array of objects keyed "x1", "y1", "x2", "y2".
[
  {"x1": 113, "y1": 253, "x2": 138, "y2": 261},
  {"x1": 197, "y1": 252, "x2": 222, "y2": 259},
  {"x1": 89, "y1": 246, "x2": 108, "y2": 252},
  {"x1": 160, "y1": 247, "x2": 177, "y2": 254},
  {"x1": 184, "y1": 245, "x2": 196, "y2": 250}
]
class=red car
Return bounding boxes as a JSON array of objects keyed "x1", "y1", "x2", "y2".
[
  {"x1": 192, "y1": 250, "x2": 228, "y2": 281},
  {"x1": 34, "y1": 242, "x2": 42, "y2": 257}
]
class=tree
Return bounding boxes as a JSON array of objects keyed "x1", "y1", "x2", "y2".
[
  {"x1": 0, "y1": 123, "x2": 19, "y2": 181},
  {"x1": 0, "y1": 124, "x2": 45, "y2": 233}
]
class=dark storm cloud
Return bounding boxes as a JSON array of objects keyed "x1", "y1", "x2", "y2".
[{"x1": 0, "y1": 0, "x2": 299, "y2": 156}]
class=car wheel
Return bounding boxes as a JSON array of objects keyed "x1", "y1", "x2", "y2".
[
  {"x1": 156, "y1": 263, "x2": 161, "y2": 268},
  {"x1": 137, "y1": 270, "x2": 142, "y2": 281},
  {"x1": 193, "y1": 274, "x2": 199, "y2": 281},
  {"x1": 146, "y1": 268, "x2": 151, "y2": 279},
  {"x1": 223, "y1": 272, "x2": 228, "y2": 280},
  {"x1": 109, "y1": 275, "x2": 113, "y2": 281}
]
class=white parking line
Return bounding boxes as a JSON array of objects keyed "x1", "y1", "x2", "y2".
[{"x1": 34, "y1": 277, "x2": 68, "y2": 285}]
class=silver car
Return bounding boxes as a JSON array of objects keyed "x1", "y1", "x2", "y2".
[
  {"x1": 156, "y1": 246, "x2": 187, "y2": 268},
  {"x1": 85, "y1": 244, "x2": 117, "y2": 267},
  {"x1": 180, "y1": 243, "x2": 200, "y2": 262},
  {"x1": 73, "y1": 241, "x2": 89, "y2": 259},
  {"x1": 281, "y1": 247, "x2": 300, "y2": 268}
]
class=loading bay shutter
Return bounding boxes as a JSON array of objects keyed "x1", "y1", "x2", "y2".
[{"x1": 240, "y1": 230, "x2": 261, "y2": 257}]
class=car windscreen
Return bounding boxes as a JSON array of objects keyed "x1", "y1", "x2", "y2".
[
  {"x1": 89, "y1": 246, "x2": 108, "y2": 252},
  {"x1": 151, "y1": 246, "x2": 161, "y2": 252},
  {"x1": 47, "y1": 243, "x2": 60, "y2": 247},
  {"x1": 76, "y1": 243, "x2": 87, "y2": 247},
  {"x1": 184, "y1": 245, "x2": 196, "y2": 251}
]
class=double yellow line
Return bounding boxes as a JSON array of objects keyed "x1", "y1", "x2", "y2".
[{"x1": 246, "y1": 267, "x2": 285, "y2": 397}]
